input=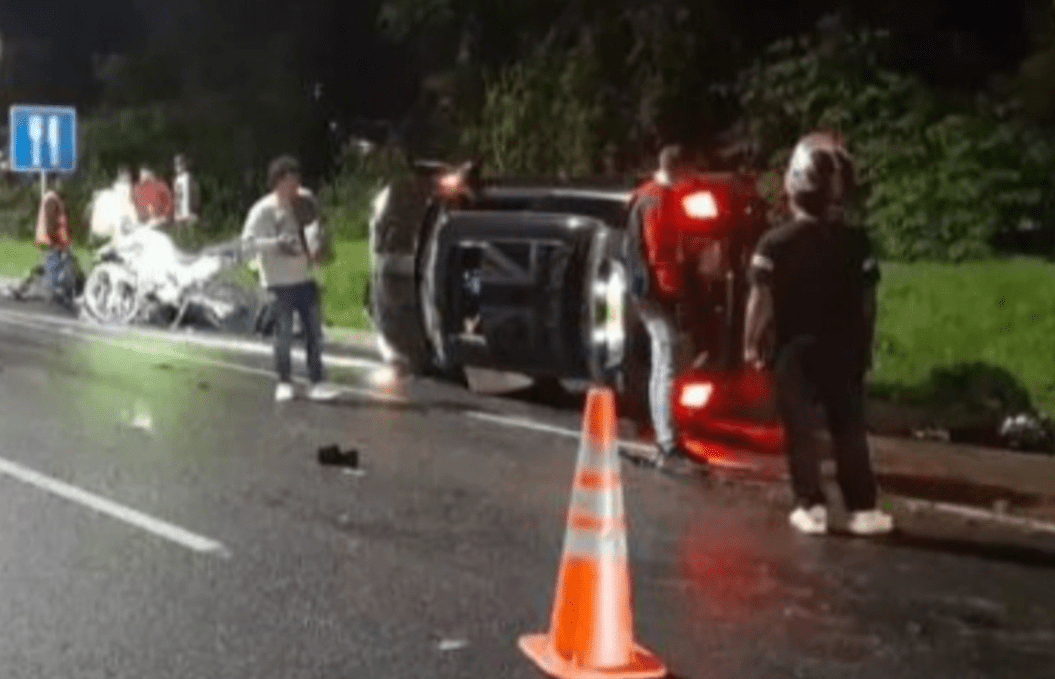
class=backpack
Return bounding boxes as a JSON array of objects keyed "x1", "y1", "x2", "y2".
[{"x1": 293, "y1": 190, "x2": 335, "y2": 266}]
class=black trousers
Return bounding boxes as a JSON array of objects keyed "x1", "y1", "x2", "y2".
[{"x1": 771, "y1": 341, "x2": 878, "y2": 512}]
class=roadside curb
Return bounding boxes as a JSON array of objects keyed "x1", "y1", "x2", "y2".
[
  {"x1": 323, "y1": 326, "x2": 379, "y2": 354},
  {"x1": 1, "y1": 274, "x2": 382, "y2": 357}
]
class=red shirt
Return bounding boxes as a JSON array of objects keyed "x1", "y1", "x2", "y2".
[
  {"x1": 134, "y1": 178, "x2": 174, "y2": 221},
  {"x1": 630, "y1": 174, "x2": 685, "y2": 297}
]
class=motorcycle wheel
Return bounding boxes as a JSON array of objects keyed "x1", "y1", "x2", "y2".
[{"x1": 82, "y1": 263, "x2": 141, "y2": 325}]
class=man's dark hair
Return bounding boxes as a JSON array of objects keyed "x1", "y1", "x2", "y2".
[{"x1": 268, "y1": 155, "x2": 301, "y2": 191}]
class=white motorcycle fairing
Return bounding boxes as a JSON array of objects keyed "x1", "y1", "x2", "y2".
[{"x1": 81, "y1": 221, "x2": 241, "y2": 327}]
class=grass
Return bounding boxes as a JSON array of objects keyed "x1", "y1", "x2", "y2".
[
  {"x1": 0, "y1": 239, "x2": 94, "y2": 278},
  {"x1": 2, "y1": 235, "x2": 1052, "y2": 414},
  {"x1": 871, "y1": 257, "x2": 1055, "y2": 417}
]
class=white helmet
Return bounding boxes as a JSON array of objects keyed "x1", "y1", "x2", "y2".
[{"x1": 783, "y1": 131, "x2": 855, "y2": 220}]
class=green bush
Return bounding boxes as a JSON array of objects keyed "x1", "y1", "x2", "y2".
[
  {"x1": 318, "y1": 142, "x2": 411, "y2": 241},
  {"x1": 461, "y1": 44, "x2": 607, "y2": 177},
  {"x1": 0, "y1": 180, "x2": 38, "y2": 240},
  {"x1": 735, "y1": 29, "x2": 1055, "y2": 262},
  {"x1": 81, "y1": 101, "x2": 265, "y2": 240}
]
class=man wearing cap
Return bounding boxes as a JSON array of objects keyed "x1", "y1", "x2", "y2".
[{"x1": 743, "y1": 131, "x2": 894, "y2": 536}]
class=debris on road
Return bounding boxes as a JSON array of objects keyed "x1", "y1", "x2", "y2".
[
  {"x1": 121, "y1": 399, "x2": 154, "y2": 433},
  {"x1": 318, "y1": 444, "x2": 360, "y2": 468},
  {"x1": 436, "y1": 638, "x2": 469, "y2": 652}
]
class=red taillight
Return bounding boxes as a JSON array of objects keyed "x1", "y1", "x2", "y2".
[
  {"x1": 679, "y1": 381, "x2": 715, "y2": 409},
  {"x1": 682, "y1": 191, "x2": 719, "y2": 220},
  {"x1": 438, "y1": 172, "x2": 462, "y2": 194}
]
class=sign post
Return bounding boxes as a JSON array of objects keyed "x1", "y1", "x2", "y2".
[{"x1": 8, "y1": 105, "x2": 78, "y2": 198}]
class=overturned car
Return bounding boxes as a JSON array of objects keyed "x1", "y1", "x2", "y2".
[{"x1": 367, "y1": 159, "x2": 775, "y2": 426}]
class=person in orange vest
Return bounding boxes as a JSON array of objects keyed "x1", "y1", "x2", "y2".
[
  {"x1": 32, "y1": 175, "x2": 76, "y2": 306},
  {"x1": 624, "y1": 145, "x2": 704, "y2": 472}
]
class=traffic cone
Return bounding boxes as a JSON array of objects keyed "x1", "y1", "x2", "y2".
[{"x1": 519, "y1": 387, "x2": 667, "y2": 679}]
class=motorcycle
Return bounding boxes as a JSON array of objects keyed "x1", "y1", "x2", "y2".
[{"x1": 78, "y1": 220, "x2": 263, "y2": 333}]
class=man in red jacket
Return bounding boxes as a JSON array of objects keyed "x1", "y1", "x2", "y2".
[{"x1": 626, "y1": 145, "x2": 701, "y2": 472}]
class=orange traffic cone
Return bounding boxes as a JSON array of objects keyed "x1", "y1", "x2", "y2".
[{"x1": 519, "y1": 387, "x2": 667, "y2": 679}]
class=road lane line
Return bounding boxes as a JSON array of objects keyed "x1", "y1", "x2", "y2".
[
  {"x1": 899, "y1": 497, "x2": 1055, "y2": 535},
  {"x1": 464, "y1": 411, "x2": 760, "y2": 471},
  {"x1": 0, "y1": 456, "x2": 230, "y2": 557},
  {"x1": 0, "y1": 314, "x2": 408, "y2": 404},
  {"x1": 0, "y1": 307, "x2": 384, "y2": 371}
]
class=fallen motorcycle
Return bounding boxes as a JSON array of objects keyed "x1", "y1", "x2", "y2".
[{"x1": 78, "y1": 221, "x2": 263, "y2": 334}]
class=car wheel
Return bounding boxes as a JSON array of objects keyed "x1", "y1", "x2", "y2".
[
  {"x1": 369, "y1": 178, "x2": 439, "y2": 376},
  {"x1": 82, "y1": 263, "x2": 140, "y2": 325}
]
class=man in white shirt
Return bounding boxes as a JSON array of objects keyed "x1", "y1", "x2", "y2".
[
  {"x1": 241, "y1": 155, "x2": 339, "y2": 402},
  {"x1": 172, "y1": 153, "x2": 200, "y2": 228}
]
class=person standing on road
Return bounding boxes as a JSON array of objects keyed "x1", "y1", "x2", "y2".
[
  {"x1": 625, "y1": 145, "x2": 702, "y2": 472},
  {"x1": 241, "y1": 155, "x2": 340, "y2": 403},
  {"x1": 742, "y1": 131, "x2": 894, "y2": 536}
]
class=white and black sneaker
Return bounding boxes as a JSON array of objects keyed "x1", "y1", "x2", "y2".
[
  {"x1": 789, "y1": 505, "x2": 829, "y2": 535},
  {"x1": 847, "y1": 508, "x2": 895, "y2": 536},
  {"x1": 307, "y1": 382, "x2": 342, "y2": 402},
  {"x1": 275, "y1": 382, "x2": 296, "y2": 403}
]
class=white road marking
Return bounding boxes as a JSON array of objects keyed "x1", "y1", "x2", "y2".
[
  {"x1": 0, "y1": 455, "x2": 230, "y2": 557},
  {"x1": 0, "y1": 307, "x2": 385, "y2": 371},
  {"x1": 465, "y1": 411, "x2": 759, "y2": 472},
  {"x1": 0, "y1": 314, "x2": 408, "y2": 404},
  {"x1": 899, "y1": 498, "x2": 1055, "y2": 535}
]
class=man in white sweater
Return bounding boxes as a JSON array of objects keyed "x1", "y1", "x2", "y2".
[{"x1": 242, "y1": 155, "x2": 339, "y2": 402}]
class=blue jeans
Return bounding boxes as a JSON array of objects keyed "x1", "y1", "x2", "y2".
[
  {"x1": 270, "y1": 281, "x2": 325, "y2": 384},
  {"x1": 635, "y1": 298, "x2": 681, "y2": 449},
  {"x1": 43, "y1": 249, "x2": 74, "y2": 303}
]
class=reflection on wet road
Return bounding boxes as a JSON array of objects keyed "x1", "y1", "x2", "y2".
[{"x1": 0, "y1": 306, "x2": 1054, "y2": 679}]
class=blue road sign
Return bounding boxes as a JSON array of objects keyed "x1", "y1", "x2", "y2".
[{"x1": 8, "y1": 105, "x2": 77, "y2": 173}]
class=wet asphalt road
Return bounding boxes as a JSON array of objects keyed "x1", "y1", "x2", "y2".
[{"x1": 1, "y1": 304, "x2": 1055, "y2": 679}]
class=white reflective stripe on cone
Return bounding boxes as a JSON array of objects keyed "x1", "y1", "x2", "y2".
[
  {"x1": 568, "y1": 484, "x2": 626, "y2": 526},
  {"x1": 577, "y1": 440, "x2": 621, "y2": 475},
  {"x1": 562, "y1": 525, "x2": 629, "y2": 560}
]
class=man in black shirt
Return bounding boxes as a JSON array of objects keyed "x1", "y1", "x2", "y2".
[{"x1": 743, "y1": 131, "x2": 894, "y2": 536}]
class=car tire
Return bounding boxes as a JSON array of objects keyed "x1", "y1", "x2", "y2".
[{"x1": 369, "y1": 177, "x2": 440, "y2": 376}]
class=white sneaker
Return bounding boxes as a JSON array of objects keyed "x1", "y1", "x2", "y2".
[
  {"x1": 848, "y1": 509, "x2": 895, "y2": 536},
  {"x1": 307, "y1": 383, "x2": 342, "y2": 402},
  {"x1": 789, "y1": 505, "x2": 829, "y2": 535},
  {"x1": 275, "y1": 382, "x2": 296, "y2": 403}
]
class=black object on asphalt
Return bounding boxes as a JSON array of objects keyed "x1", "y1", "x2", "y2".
[{"x1": 318, "y1": 445, "x2": 360, "y2": 468}]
